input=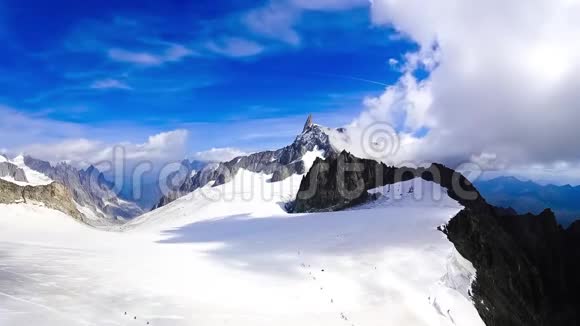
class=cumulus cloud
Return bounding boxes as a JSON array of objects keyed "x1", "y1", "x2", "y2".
[
  {"x1": 346, "y1": 0, "x2": 580, "y2": 178},
  {"x1": 20, "y1": 129, "x2": 189, "y2": 167},
  {"x1": 243, "y1": 2, "x2": 301, "y2": 46},
  {"x1": 192, "y1": 147, "x2": 248, "y2": 162},
  {"x1": 0, "y1": 105, "x2": 87, "y2": 148},
  {"x1": 235, "y1": 0, "x2": 369, "y2": 49}
]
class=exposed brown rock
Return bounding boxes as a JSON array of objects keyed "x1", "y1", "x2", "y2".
[{"x1": 0, "y1": 178, "x2": 83, "y2": 221}]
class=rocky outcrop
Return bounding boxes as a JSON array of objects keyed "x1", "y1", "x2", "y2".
[
  {"x1": 293, "y1": 150, "x2": 484, "y2": 213},
  {"x1": 293, "y1": 151, "x2": 580, "y2": 325},
  {"x1": 0, "y1": 162, "x2": 28, "y2": 183},
  {"x1": 444, "y1": 206, "x2": 580, "y2": 325},
  {"x1": 303, "y1": 114, "x2": 313, "y2": 132},
  {"x1": 0, "y1": 178, "x2": 83, "y2": 220},
  {"x1": 154, "y1": 115, "x2": 336, "y2": 209}
]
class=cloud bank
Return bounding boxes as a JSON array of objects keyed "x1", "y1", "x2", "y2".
[
  {"x1": 19, "y1": 129, "x2": 189, "y2": 168},
  {"x1": 347, "y1": 0, "x2": 580, "y2": 176}
]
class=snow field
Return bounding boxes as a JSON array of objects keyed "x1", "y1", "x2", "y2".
[{"x1": 0, "y1": 164, "x2": 483, "y2": 325}]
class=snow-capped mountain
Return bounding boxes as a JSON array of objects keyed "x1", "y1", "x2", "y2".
[
  {"x1": 0, "y1": 154, "x2": 143, "y2": 224},
  {"x1": 154, "y1": 115, "x2": 335, "y2": 209},
  {"x1": 26, "y1": 156, "x2": 143, "y2": 221}
]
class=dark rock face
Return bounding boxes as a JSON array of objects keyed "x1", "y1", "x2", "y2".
[
  {"x1": 0, "y1": 178, "x2": 83, "y2": 220},
  {"x1": 0, "y1": 162, "x2": 28, "y2": 183},
  {"x1": 293, "y1": 151, "x2": 484, "y2": 213},
  {"x1": 294, "y1": 151, "x2": 399, "y2": 212},
  {"x1": 444, "y1": 207, "x2": 580, "y2": 326},
  {"x1": 23, "y1": 156, "x2": 143, "y2": 220},
  {"x1": 154, "y1": 118, "x2": 336, "y2": 210},
  {"x1": 294, "y1": 151, "x2": 580, "y2": 326}
]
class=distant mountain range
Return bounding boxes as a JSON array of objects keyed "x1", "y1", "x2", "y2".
[
  {"x1": 1, "y1": 151, "x2": 218, "y2": 224},
  {"x1": 0, "y1": 154, "x2": 144, "y2": 225},
  {"x1": 475, "y1": 176, "x2": 580, "y2": 225}
]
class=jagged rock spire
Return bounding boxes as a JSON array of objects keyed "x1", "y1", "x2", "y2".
[{"x1": 302, "y1": 114, "x2": 313, "y2": 133}]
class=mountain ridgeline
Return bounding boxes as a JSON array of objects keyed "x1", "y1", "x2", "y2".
[
  {"x1": 154, "y1": 118, "x2": 336, "y2": 209},
  {"x1": 293, "y1": 151, "x2": 580, "y2": 326},
  {"x1": 23, "y1": 156, "x2": 143, "y2": 221},
  {"x1": 292, "y1": 151, "x2": 485, "y2": 213},
  {"x1": 475, "y1": 176, "x2": 580, "y2": 225}
]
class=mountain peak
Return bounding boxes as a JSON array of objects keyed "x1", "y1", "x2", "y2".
[{"x1": 302, "y1": 114, "x2": 313, "y2": 133}]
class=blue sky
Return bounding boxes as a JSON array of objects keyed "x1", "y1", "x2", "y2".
[{"x1": 0, "y1": 0, "x2": 414, "y2": 155}]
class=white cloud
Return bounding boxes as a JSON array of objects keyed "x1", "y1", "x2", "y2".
[
  {"x1": 90, "y1": 78, "x2": 132, "y2": 90},
  {"x1": 243, "y1": 3, "x2": 301, "y2": 46},
  {"x1": 21, "y1": 139, "x2": 105, "y2": 164},
  {"x1": 231, "y1": 0, "x2": 370, "y2": 51},
  {"x1": 205, "y1": 37, "x2": 265, "y2": 58},
  {"x1": 0, "y1": 105, "x2": 88, "y2": 148},
  {"x1": 164, "y1": 44, "x2": 195, "y2": 62},
  {"x1": 19, "y1": 130, "x2": 189, "y2": 167},
  {"x1": 192, "y1": 147, "x2": 248, "y2": 162},
  {"x1": 345, "y1": 0, "x2": 580, "y2": 179},
  {"x1": 481, "y1": 161, "x2": 580, "y2": 187},
  {"x1": 108, "y1": 44, "x2": 194, "y2": 66},
  {"x1": 131, "y1": 130, "x2": 189, "y2": 161},
  {"x1": 108, "y1": 48, "x2": 161, "y2": 65}
]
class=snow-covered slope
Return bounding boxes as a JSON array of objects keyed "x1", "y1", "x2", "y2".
[
  {"x1": 0, "y1": 160, "x2": 484, "y2": 326},
  {"x1": 11, "y1": 155, "x2": 54, "y2": 186},
  {"x1": 130, "y1": 148, "x2": 324, "y2": 231},
  {"x1": 0, "y1": 155, "x2": 53, "y2": 186},
  {"x1": 361, "y1": 178, "x2": 461, "y2": 209}
]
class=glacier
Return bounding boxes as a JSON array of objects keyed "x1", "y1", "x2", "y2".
[{"x1": 0, "y1": 160, "x2": 484, "y2": 326}]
